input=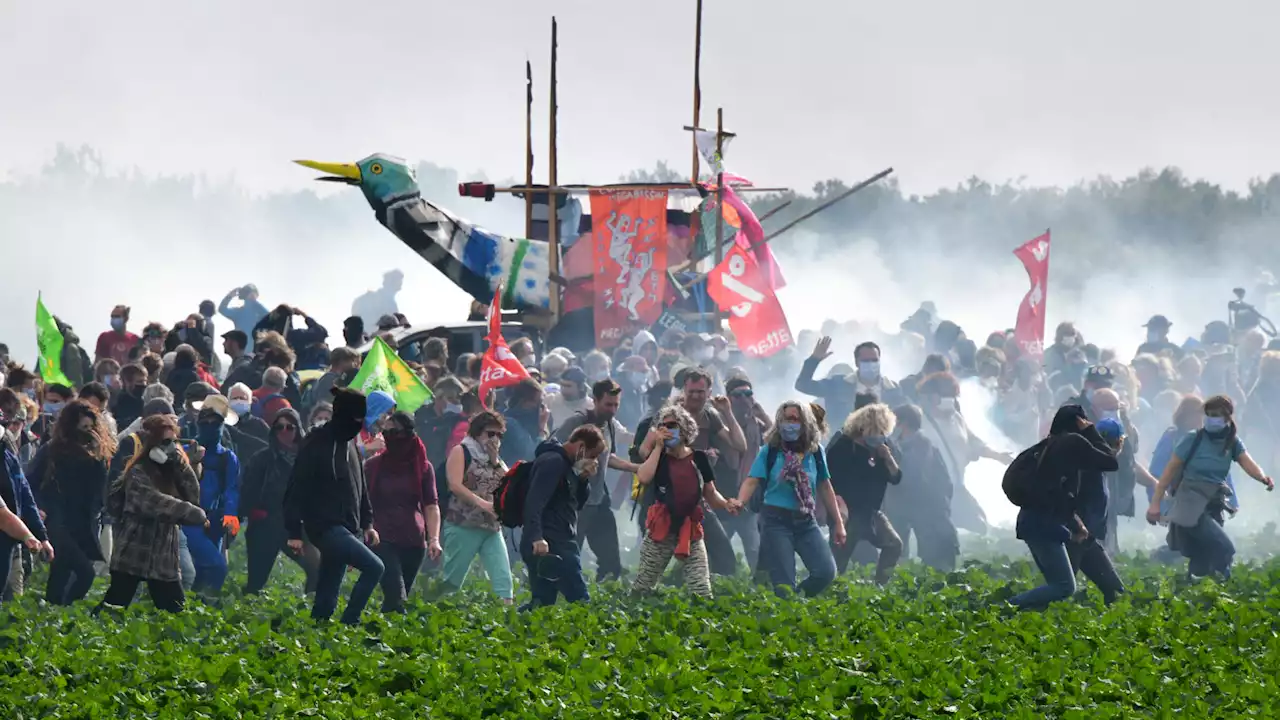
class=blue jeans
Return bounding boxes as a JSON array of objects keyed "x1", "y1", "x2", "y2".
[
  {"x1": 758, "y1": 508, "x2": 837, "y2": 597},
  {"x1": 312, "y1": 526, "x2": 385, "y2": 624},
  {"x1": 1184, "y1": 513, "x2": 1235, "y2": 579},
  {"x1": 1011, "y1": 540, "x2": 1076, "y2": 609},
  {"x1": 177, "y1": 531, "x2": 196, "y2": 592},
  {"x1": 520, "y1": 539, "x2": 589, "y2": 609},
  {"x1": 181, "y1": 525, "x2": 227, "y2": 593}
]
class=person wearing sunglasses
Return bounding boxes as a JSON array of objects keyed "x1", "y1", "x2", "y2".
[
  {"x1": 719, "y1": 377, "x2": 771, "y2": 576},
  {"x1": 441, "y1": 411, "x2": 513, "y2": 604},
  {"x1": 632, "y1": 405, "x2": 739, "y2": 598},
  {"x1": 240, "y1": 408, "x2": 318, "y2": 595},
  {"x1": 368, "y1": 412, "x2": 441, "y2": 611}
]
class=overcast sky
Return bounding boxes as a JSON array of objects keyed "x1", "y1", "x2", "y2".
[{"x1": 3, "y1": 0, "x2": 1279, "y2": 195}]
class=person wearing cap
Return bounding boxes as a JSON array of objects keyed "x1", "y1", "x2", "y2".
[
  {"x1": 1136, "y1": 315, "x2": 1183, "y2": 360},
  {"x1": 96, "y1": 305, "x2": 139, "y2": 367},
  {"x1": 219, "y1": 284, "x2": 269, "y2": 353},
  {"x1": 181, "y1": 394, "x2": 241, "y2": 598}
]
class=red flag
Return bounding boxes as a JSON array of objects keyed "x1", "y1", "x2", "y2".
[
  {"x1": 721, "y1": 184, "x2": 785, "y2": 291},
  {"x1": 479, "y1": 286, "x2": 531, "y2": 404},
  {"x1": 706, "y1": 244, "x2": 794, "y2": 358},
  {"x1": 589, "y1": 189, "x2": 669, "y2": 348},
  {"x1": 1012, "y1": 231, "x2": 1051, "y2": 357}
]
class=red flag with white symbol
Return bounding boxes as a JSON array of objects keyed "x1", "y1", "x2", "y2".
[
  {"x1": 479, "y1": 286, "x2": 531, "y2": 404},
  {"x1": 1012, "y1": 231, "x2": 1051, "y2": 357},
  {"x1": 706, "y1": 244, "x2": 794, "y2": 358}
]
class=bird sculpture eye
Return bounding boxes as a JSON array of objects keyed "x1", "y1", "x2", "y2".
[{"x1": 370, "y1": 163, "x2": 383, "y2": 175}]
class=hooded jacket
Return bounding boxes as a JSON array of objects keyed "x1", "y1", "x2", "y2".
[
  {"x1": 522, "y1": 439, "x2": 590, "y2": 546},
  {"x1": 1014, "y1": 405, "x2": 1120, "y2": 543},
  {"x1": 367, "y1": 431, "x2": 437, "y2": 547},
  {"x1": 241, "y1": 408, "x2": 305, "y2": 524},
  {"x1": 283, "y1": 389, "x2": 371, "y2": 540}
]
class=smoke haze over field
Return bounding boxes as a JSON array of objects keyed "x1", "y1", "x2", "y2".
[{"x1": 7, "y1": 0, "x2": 1280, "y2": 541}]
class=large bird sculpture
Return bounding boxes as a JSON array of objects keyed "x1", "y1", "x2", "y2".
[{"x1": 296, "y1": 154, "x2": 551, "y2": 311}]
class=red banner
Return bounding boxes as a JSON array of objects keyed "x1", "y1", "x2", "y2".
[
  {"x1": 478, "y1": 287, "x2": 531, "y2": 404},
  {"x1": 706, "y1": 244, "x2": 794, "y2": 358},
  {"x1": 590, "y1": 189, "x2": 669, "y2": 348},
  {"x1": 1012, "y1": 231, "x2": 1051, "y2": 357}
]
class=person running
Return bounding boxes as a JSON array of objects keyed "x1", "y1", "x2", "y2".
[
  {"x1": 30, "y1": 401, "x2": 115, "y2": 605},
  {"x1": 240, "y1": 408, "x2": 319, "y2": 594},
  {"x1": 1147, "y1": 395, "x2": 1274, "y2": 580},
  {"x1": 99, "y1": 415, "x2": 207, "y2": 613},
  {"x1": 440, "y1": 410, "x2": 513, "y2": 603},
  {"x1": 368, "y1": 411, "x2": 441, "y2": 612},
  {"x1": 735, "y1": 401, "x2": 845, "y2": 597},
  {"x1": 1010, "y1": 405, "x2": 1121, "y2": 609},
  {"x1": 631, "y1": 404, "x2": 738, "y2": 598},
  {"x1": 183, "y1": 395, "x2": 240, "y2": 599},
  {"x1": 825, "y1": 403, "x2": 904, "y2": 585},
  {"x1": 284, "y1": 388, "x2": 385, "y2": 625}
]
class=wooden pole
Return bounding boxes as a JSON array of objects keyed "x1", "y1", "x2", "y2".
[
  {"x1": 691, "y1": 0, "x2": 703, "y2": 183},
  {"x1": 547, "y1": 17, "x2": 561, "y2": 322},
  {"x1": 524, "y1": 59, "x2": 534, "y2": 241},
  {"x1": 713, "y1": 107, "x2": 725, "y2": 269}
]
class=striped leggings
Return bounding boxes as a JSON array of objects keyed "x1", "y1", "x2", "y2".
[{"x1": 631, "y1": 534, "x2": 712, "y2": 598}]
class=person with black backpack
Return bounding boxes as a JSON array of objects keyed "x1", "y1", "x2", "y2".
[
  {"x1": 630, "y1": 404, "x2": 739, "y2": 598},
  {"x1": 734, "y1": 401, "x2": 845, "y2": 597},
  {"x1": 519, "y1": 425, "x2": 606, "y2": 609},
  {"x1": 1007, "y1": 405, "x2": 1120, "y2": 609}
]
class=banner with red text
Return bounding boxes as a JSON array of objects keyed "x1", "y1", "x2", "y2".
[
  {"x1": 1013, "y1": 231, "x2": 1051, "y2": 357},
  {"x1": 589, "y1": 189, "x2": 669, "y2": 348},
  {"x1": 478, "y1": 286, "x2": 531, "y2": 404},
  {"x1": 706, "y1": 244, "x2": 794, "y2": 358}
]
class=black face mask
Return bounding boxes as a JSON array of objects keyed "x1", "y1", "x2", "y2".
[{"x1": 330, "y1": 414, "x2": 364, "y2": 442}]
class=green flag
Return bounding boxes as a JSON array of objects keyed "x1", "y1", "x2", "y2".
[
  {"x1": 349, "y1": 337, "x2": 432, "y2": 413},
  {"x1": 35, "y1": 294, "x2": 72, "y2": 387}
]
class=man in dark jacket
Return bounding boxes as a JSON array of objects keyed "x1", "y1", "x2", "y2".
[
  {"x1": 521, "y1": 426, "x2": 606, "y2": 610},
  {"x1": 284, "y1": 387, "x2": 384, "y2": 624},
  {"x1": 883, "y1": 404, "x2": 957, "y2": 571},
  {"x1": 253, "y1": 305, "x2": 329, "y2": 372},
  {"x1": 0, "y1": 398, "x2": 53, "y2": 599}
]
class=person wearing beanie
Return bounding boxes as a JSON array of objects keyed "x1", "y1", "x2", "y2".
[
  {"x1": 284, "y1": 387, "x2": 384, "y2": 624},
  {"x1": 358, "y1": 390, "x2": 397, "y2": 460}
]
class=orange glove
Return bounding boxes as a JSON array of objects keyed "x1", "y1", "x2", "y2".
[{"x1": 222, "y1": 515, "x2": 241, "y2": 537}]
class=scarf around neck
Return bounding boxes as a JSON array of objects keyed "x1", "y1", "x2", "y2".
[{"x1": 781, "y1": 450, "x2": 816, "y2": 517}]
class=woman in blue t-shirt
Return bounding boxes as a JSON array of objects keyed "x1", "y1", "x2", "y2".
[
  {"x1": 1147, "y1": 395, "x2": 1274, "y2": 579},
  {"x1": 733, "y1": 401, "x2": 846, "y2": 597}
]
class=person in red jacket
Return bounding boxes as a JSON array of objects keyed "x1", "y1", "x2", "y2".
[
  {"x1": 95, "y1": 305, "x2": 139, "y2": 366},
  {"x1": 367, "y1": 411, "x2": 441, "y2": 613}
]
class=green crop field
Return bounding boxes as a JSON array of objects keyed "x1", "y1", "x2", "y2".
[{"x1": 3, "y1": 547, "x2": 1279, "y2": 719}]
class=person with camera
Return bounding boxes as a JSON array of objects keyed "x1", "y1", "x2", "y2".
[{"x1": 218, "y1": 284, "x2": 269, "y2": 353}]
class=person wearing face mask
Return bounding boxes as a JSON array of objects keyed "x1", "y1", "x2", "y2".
[
  {"x1": 1136, "y1": 315, "x2": 1183, "y2": 361},
  {"x1": 582, "y1": 350, "x2": 613, "y2": 386},
  {"x1": 1069, "y1": 369, "x2": 1158, "y2": 556},
  {"x1": 668, "y1": 333, "x2": 714, "y2": 385},
  {"x1": 93, "y1": 358, "x2": 122, "y2": 401},
  {"x1": 553, "y1": 380, "x2": 638, "y2": 583},
  {"x1": 94, "y1": 303, "x2": 136, "y2": 366},
  {"x1": 179, "y1": 395, "x2": 240, "y2": 600},
  {"x1": 33, "y1": 384, "x2": 75, "y2": 442},
  {"x1": 916, "y1": 372, "x2": 1012, "y2": 535},
  {"x1": 735, "y1": 401, "x2": 844, "y2": 597},
  {"x1": 439, "y1": 410, "x2": 512, "y2": 603},
  {"x1": 98, "y1": 414, "x2": 207, "y2": 613},
  {"x1": 795, "y1": 339, "x2": 904, "y2": 435},
  {"x1": 500, "y1": 379, "x2": 551, "y2": 468},
  {"x1": 713, "y1": 377, "x2": 771, "y2": 575},
  {"x1": 540, "y1": 353, "x2": 568, "y2": 386},
  {"x1": 1042, "y1": 321, "x2": 1081, "y2": 379},
  {"x1": 284, "y1": 387, "x2": 385, "y2": 624},
  {"x1": 824, "y1": 403, "x2": 903, "y2": 584},
  {"x1": 631, "y1": 404, "x2": 739, "y2": 598},
  {"x1": 368, "y1": 411, "x2": 442, "y2": 611},
  {"x1": 307, "y1": 402, "x2": 332, "y2": 431},
  {"x1": 240, "y1": 408, "x2": 319, "y2": 594},
  {"x1": 631, "y1": 330, "x2": 660, "y2": 381},
  {"x1": 29, "y1": 401, "x2": 115, "y2": 604},
  {"x1": 1148, "y1": 395, "x2": 1274, "y2": 580},
  {"x1": 520, "y1": 424, "x2": 606, "y2": 609},
  {"x1": 414, "y1": 376, "x2": 469, "y2": 513},
  {"x1": 225, "y1": 383, "x2": 269, "y2": 460}
]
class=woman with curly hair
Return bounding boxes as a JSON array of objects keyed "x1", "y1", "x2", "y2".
[
  {"x1": 632, "y1": 404, "x2": 738, "y2": 598},
  {"x1": 735, "y1": 400, "x2": 845, "y2": 597},
  {"x1": 29, "y1": 401, "x2": 117, "y2": 604},
  {"x1": 825, "y1": 403, "x2": 903, "y2": 584},
  {"x1": 99, "y1": 415, "x2": 206, "y2": 612}
]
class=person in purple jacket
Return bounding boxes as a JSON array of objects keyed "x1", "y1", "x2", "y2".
[{"x1": 367, "y1": 411, "x2": 441, "y2": 613}]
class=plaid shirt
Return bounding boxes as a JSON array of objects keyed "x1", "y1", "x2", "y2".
[{"x1": 111, "y1": 463, "x2": 206, "y2": 581}]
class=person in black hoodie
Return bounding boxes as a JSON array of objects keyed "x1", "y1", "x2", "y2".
[
  {"x1": 111, "y1": 364, "x2": 149, "y2": 432},
  {"x1": 284, "y1": 387, "x2": 384, "y2": 624},
  {"x1": 165, "y1": 345, "x2": 202, "y2": 404},
  {"x1": 1010, "y1": 405, "x2": 1120, "y2": 609},
  {"x1": 242, "y1": 407, "x2": 318, "y2": 594},
  {"x1": 30, "y1": 401, "x2": 116, "y2": 604},
  {"x1": 520, "y1": 425, "x2": 606, "y2": 610}
]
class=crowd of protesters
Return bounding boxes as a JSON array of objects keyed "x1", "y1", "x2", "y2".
[{"x1": 0, "y1": 284, "x2": 1275, "y2": 623}]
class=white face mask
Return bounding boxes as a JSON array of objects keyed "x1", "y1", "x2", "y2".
[
  {"x1": 695, "y1": 347, "x2": 714, "y2": 362},
  {"x1": 149, "y1": 447, "x2": 172, "y2": 464}
]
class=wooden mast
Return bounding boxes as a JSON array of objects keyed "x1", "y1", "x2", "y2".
[{"x1": 547, "y1": 17, "x2": 561, "y2": 322}]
